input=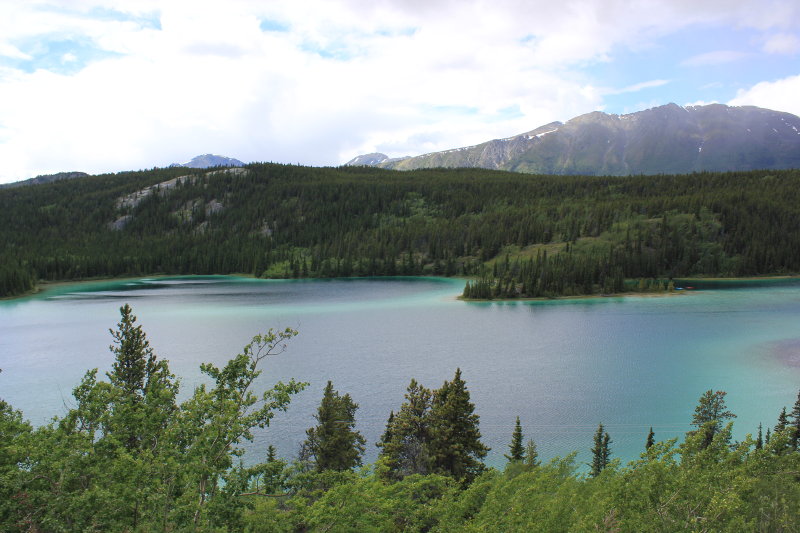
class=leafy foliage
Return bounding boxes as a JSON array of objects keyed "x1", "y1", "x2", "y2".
[{"x1": 0, "y1": 306, "x2": 306, "y2": 531}]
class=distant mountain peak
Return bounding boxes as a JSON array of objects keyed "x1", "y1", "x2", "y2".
[
  {"x1": 171, "y1": 154, "x2": 244, "y2": 169},
  {"x1": 347, "y1": 103, "x2": 800, "y2": 175}
]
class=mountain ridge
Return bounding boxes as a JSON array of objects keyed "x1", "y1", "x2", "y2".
[
  {"x1": 170, "y1": 154, "x2": 244, "y2": 169},
  {"x1": 347, "y1": 103, "x2": 800, "y2": 175}
]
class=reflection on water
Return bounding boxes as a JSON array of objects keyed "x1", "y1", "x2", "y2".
[{"x1": 2, "y1": 275, "x2": 800, "y2": 468}]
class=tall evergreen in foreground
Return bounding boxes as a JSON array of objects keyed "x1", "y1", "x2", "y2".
[
  {"x1": 428, "y1": 369, "x2": 489, "y2": 482},
  {"x1": 789, "y1": 390, "x2": 800, "y2": 449},
  {"x1": 302, "y1": 381, "x2": 366, "y2": 472},
  {"x1": 775, "y1": 406, "x2": 789, "y2": 433},
  {"x1": 505, "y1": 416, "x2": 525, "y2": 462},
  {"x1": 645, "y1": 427, "x2": 655, "y2": 450},
  {"x1": 590, "y1": 423, "x2": 612, "y2": 477},
  {"x1": 524, "y1": 438, "x2": 540, "y2": 467},
  {"x1": 377, "y1": 379, "x2": 433, "y2": 478},
  {"x1": 690, "y1": 389, "x2": 736, "y2": 448}
]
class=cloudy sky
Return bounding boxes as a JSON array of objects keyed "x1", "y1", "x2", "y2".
[{"x1": 0, "y1": 0, "x2": 799, "y2": 183}]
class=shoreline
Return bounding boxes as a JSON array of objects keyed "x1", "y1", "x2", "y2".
[
  {"x1": 457, "y1": 274, "x2": 800, "y2": 302},
  {"x1": 4, "y1": 273, "x2": 800, "y2": 302},
  {"x1": 457, "y1": 290, "x2": 686, "y2": 303}
]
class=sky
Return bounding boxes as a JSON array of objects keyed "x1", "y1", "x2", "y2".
[{"x1": 0, "y1": 0, "x2": 799, "y2": 183}]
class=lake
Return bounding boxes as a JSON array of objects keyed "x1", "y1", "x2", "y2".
[{"x1": 1, "y1": 276, "x2": 799, "y2": 469}]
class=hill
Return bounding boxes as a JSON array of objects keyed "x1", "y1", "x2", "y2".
[
  {"x1": 0, "y1": 171, "x2": 89, "y2": 189},
  {"x1": 3, "y1": 163, "x2": 800, "y2": 298}
]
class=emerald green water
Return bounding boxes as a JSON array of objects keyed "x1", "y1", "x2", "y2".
[{"x1": 1, "y1": 276, "x2": 799, "y2": 468}]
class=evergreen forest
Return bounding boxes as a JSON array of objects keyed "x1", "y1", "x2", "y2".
[
  {"x1": 1, "y1": 306, "x2": 799, "y2": 532},
  {"x1": 3, "y1": 164, "x2": 800, "y2": 298}
]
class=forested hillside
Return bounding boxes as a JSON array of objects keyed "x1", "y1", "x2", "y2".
[{"x1": 2, "y1": 163, "x2": 800, "y2": 298}]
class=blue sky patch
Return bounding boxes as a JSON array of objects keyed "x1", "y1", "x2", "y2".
[
  {"x1": 260, "y1": 19, "x2": 290, "y2": 33},
  {"x1": 37, "y1": 4, "x2": 161, "y2": 30},
  {"x1": 1, "y1": 36, "x2": 122, "y2": 75},
  {"x1": 300, "y1": 40, "x2": 358, "y2": 61}
]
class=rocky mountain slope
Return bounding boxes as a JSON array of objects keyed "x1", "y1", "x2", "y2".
[{"x1": 347, "y1": 103, "x2": 800, "y2": 175}]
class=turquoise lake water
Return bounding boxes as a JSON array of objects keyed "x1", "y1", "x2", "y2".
[{"x1": 1, "y1": 276, "x2": 799, "y2": 469}]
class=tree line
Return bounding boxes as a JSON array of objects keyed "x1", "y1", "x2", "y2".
[
  {"x1": 1, "y1": 306, "x2": 800, "y2": 531},
  {"x1": 3, "y1": 164, "x2": 800, "y2": 298}
]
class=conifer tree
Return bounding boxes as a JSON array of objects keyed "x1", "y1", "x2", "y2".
[
  {"x1": 775, "y1": 406, "x2": 789, "y2": 434},
  {"x1": 645, "y1": 427, "x2": 655, "y2": 450},
  {"x1": 789, "y1": 390, "x2": 800, "y2": 449},
  {"x1": 505, "y1": 416, "x2": 525, "y2": 462},
  {"x1": 428, "y1": 369, "x2": 489, "y2": 482},
  {"x1": 105, "y1": 304, "x2": 178, "y2": 451},
  {"x1": 524, "y1": 439, "x2": 540, "y2": 467},
  {"x1": 377, "y1": 410, "x2": 395, "y2": 450},
  {"x1": 590, "y1": 423, "x2": 611, "y2": 477},
  {"x1": 756, "y1": 423, "x2": 763, "y2": 450},
  {"x1": 690, "y1": 389, "x2": 736, "y2": 448},
  {"x1": 378, "y1": 379, "x2": 433, "y2": 478},
  {"x1": 302, "y1": 381, "x2": 365, "y2": 472}
]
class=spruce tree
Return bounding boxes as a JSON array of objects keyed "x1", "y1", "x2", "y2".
[
  {"x1": 105, "y1": 304, "x2": 178, "y2": 451},
  {"x1": 524, "y1": 438, "x2": 540, "y2": 467},
  {"x1": 756, "y1": 423, "x2": 763, "y2": 450},
  {"x1": 690, "y1": 389, "x2": 736, "y2": 448},
  {"x1": 505, "y1": 416, "x2": 525, "y2": 462},
  {"x1": 775, "y1": 406, "x2": 788, "y2": 434},
  {"x1": 378, "y1": 379, "x2": 433, "y2": 478},
  {"x1": 428, "y1": 369, "x2": 489, "y2": 482},
  {"x1": 789, "y1": 390, "x2": 800, "y2": 449},
  {"x1": 590, "y1": 423, "x2": 611, "y2": 477},
  {"x1": 376, "y1": 410, "x2": 395, "y2": 451},
  {"x1": 302, "y1": 381, "x2": 365, "y2": 472},
  {"x1": 645, "y1": 427, "x2": 655, "y2": 450}
]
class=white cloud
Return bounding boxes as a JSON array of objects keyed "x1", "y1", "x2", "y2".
[
  {"x1": 729, "y1": 74, "x2": 800, "y2": 116},
  {"x1": 684, "y1": 99, "x2": 719, "y2": 107},
  {"x1": 602, "y1": 79, "x2": 670, "y2": 95},
  {"x1": 681, "y1": 50, "x2": 751, "y2": 67},
  {"x1": 1, "y1": 0, "x2": 800, "y2": 181},
  {"x1": 0, "y1": 43, "x2": 32, "y2": 60},
  {"x1": 763, "y1": 33, "x2": 800, "y2": 55}
]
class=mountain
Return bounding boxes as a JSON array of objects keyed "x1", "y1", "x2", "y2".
[
  {"x1": 348, "y1": 103, "x2": 800, "y2": 175},
  {"x1": 0, "y1": 171, "x2": 89, "y2": 189},
  {"x1": 171, "y1": 154, "x2": 244, "y2": 168}
]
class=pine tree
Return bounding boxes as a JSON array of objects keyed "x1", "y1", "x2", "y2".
[
  {"x1": 645, "y1": 427, "x2": 655, "y2": 450},
  {"x1": 524, "y1": 438, "x2": 540, "y2": 467},
  {"x1": 775, "y1": 406, "x2": 789, "y2": 434},
  {"x1": 505, "y1": 416, "x2": 525, "y2": 462},
  {"x1": 789, "y1": 390, "x2": 800, "y2": 449},
  {"x1": 381, "y1": 379, "x2": 432, "y2": 479},
  {"x1": 756, "y1": 423, "x2": 763, "y2": 450},
  {"x1": 590, "y1": 423, "x2": 611, "y2": 477},
  {"x1": 690, "y1": 389, "x2": 736, "y2": 448},
  {"x1": 378, "y1": 379, "x2": 433, "y2": 478},
  {"x1": 302, "y1": 381, "x2": 365, "y2": 472},
  {"x1": 428, "y1": 369, "x2": 489, "y2": 482},
  {"x1": 376, "y1": 411, "x2": 395, "y2": 450},
  {"x1": 105, "y1": 304, "x2": 178, "y2": 451}
]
